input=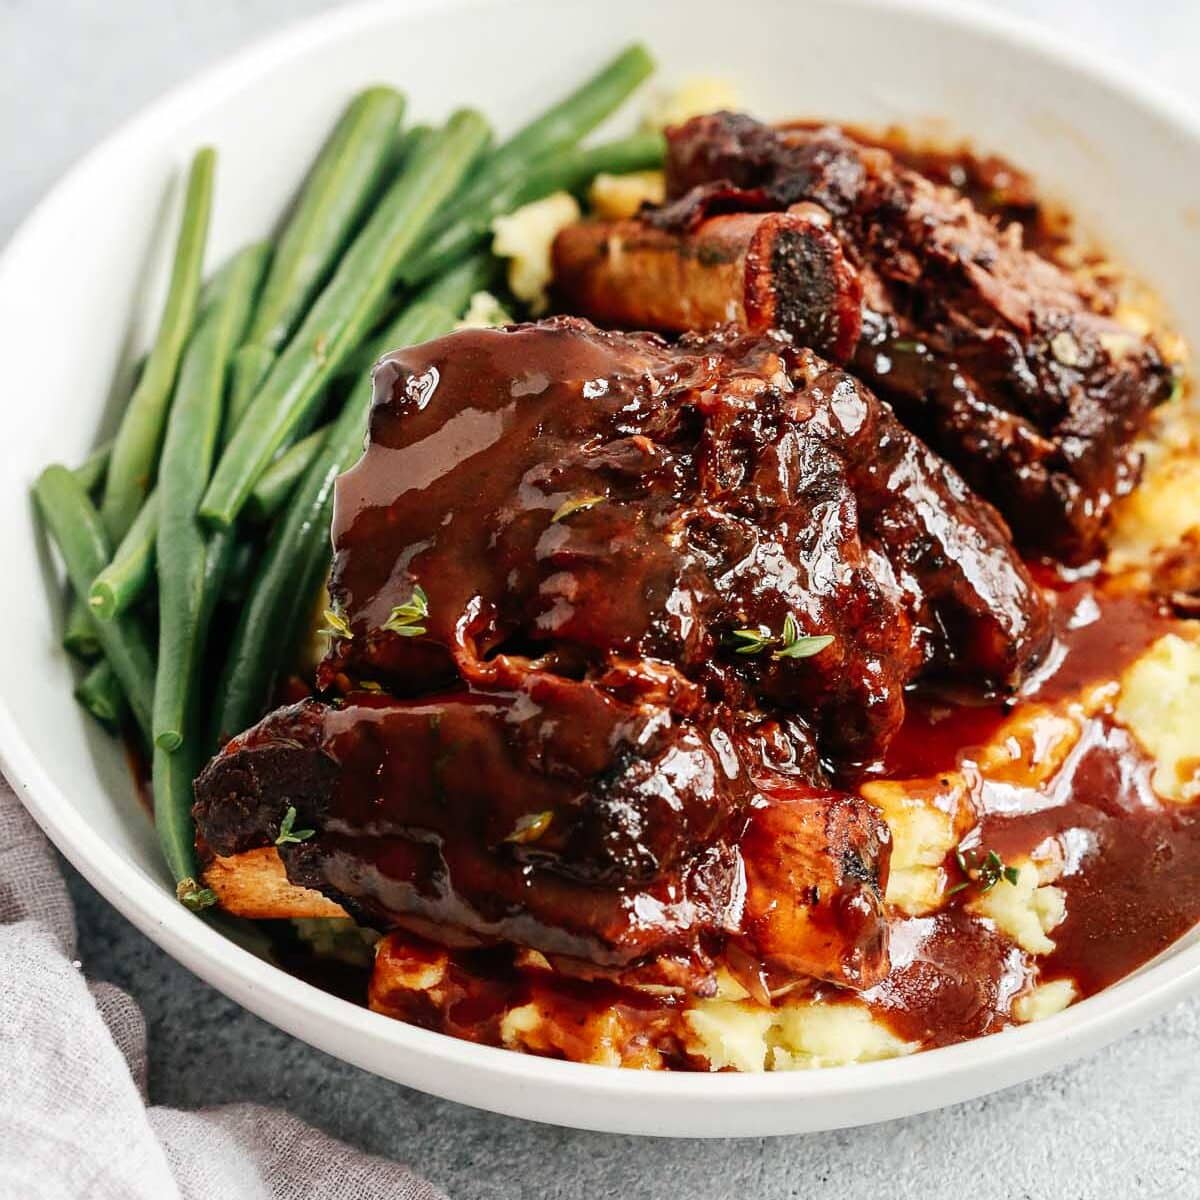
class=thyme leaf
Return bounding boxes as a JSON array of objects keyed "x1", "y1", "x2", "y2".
[
  {"x1": 275, "y1": 805, "x2": 315, "y2": 846},
  {"x1": 320, "y1": 606, "x2": 352, "y2": 640},
  {"x1": 382, "y1": 585, "x2": 429, "y2": 637},
  {"x1": 730, "y1": 626, "x2": 775, "y2": 656},
  {"x1": 551, "y1": 494, "x2": 605, "y2": 523},
  {"x1": 773, "y1": 614, "x2": 834, "y2": 660},
  {"x1": 175, "y1": 877, "x2": 217, "y2": 911}
]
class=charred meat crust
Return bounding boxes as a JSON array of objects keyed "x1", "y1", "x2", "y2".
[{"x1": 562, "y1": 112, "x2": 1174, "y2": 562}]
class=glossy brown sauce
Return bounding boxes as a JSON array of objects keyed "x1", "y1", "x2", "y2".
[
  {"x1": 369, "y1": 934, "x2": 688, "y2": 1068},
  {"x1": 862, "y1": 911, "x2": 1026, "y2": 1046},
  {"x1": 862, "y1": 582, "x2": 1196, "y2": 1047},
  {"x1": 982, "y1": 720, "x2": 1200, "y2": 997},
  {"x1": 878, "y1": 580, "x2": 1175, "y2": 779},
  {"x1": 264, "y1": 314, "x2": 1047, "y2": 1001}
]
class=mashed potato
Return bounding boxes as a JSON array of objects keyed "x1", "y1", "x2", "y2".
[
  {"x1": 491, "y1": 192, "x2": 581, "y2": 314},
  {"x1": 455, "y1": 290, "x2": 513, "y2": 329},
  {"x1": 861, "y1": 774, "x2": 969, "y2": 915},
  {"x1": 683, "y1": 994, "x2": 915, "y2": 1072},
  {"x1": 769, "y1": 1002, "x2": 916, "y2": 1071},
  {"x1": 973, "y1": 700, "x2": 1098, "y2": 786},
  {"x1": 1108, "y1": 418, "x2": 1200, "y2": 572},
  {"x1": 500, "y1": 994, "x2": 676, "y2": 1070},
  {"x1": 646, "y1": 77, "x2": 741, "y2": 130},
  {"x1": 1012, "y1": 979, "x2": 1078, "y2": 1024},
  {"x1": 588, "y1": 170, "x2": 666, "y2": 220},
  {"x1": 682, "y1": 1000, "x2": 777, "y2": 1071},
  {"x1": 967, "y1": 861, "x2": 1066, "y2": 956},
  {"x1": 1116, "y1": 633, "x2": 1200, "y2": 802}
]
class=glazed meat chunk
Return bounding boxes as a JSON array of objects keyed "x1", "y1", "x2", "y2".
[
  {"x1": 553, "y1": 209, "x2": 863, "y2": 362},
  {"x1": 193, "y1": 688, "x2": 893, "y2": 994},
  {"x1": 553, "y1": 113, "x2": 1175, "y2": 561},
  {"x1": 322, "y1": 318, "x2": 1049, "y2": 761}
]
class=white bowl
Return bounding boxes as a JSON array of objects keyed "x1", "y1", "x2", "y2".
[{"x1": 2, "y1": 0, "x2": 1198, "y2": 1138}]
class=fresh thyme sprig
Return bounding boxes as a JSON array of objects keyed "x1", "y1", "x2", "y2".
[
  {"x1": 382, "y1": 585, "x2": 429, "y2": 637},
  {"x1": 947, "y1": 847, "x2": 1020, "y2": 896},
  {"x1": 275, "y1": 805, "x2": 315, "y2": 846},
  {"x1": 729, "y1": 613, "x2": 834, "y2": 661},
  {"x1": 773, "y1": 614, "x2": 835, "y2": 660}
]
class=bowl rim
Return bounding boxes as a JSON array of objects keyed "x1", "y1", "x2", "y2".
[{"x1": 3, "y1": 0, "x2": 1200, "y2": 1125}]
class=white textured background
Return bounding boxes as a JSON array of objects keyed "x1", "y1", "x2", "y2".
[{"x1": 2, "y1": 2, "x2": 1199, "y2": 1197}]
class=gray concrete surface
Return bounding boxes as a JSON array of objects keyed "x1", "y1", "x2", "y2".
[{"x1": 3, "y1": 2, "x2": 1199, "y2": 1196}]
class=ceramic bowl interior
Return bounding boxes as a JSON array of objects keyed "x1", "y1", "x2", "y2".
[{"x1": 1, "y1": 0, "x2": 1198, "y2": 1137}]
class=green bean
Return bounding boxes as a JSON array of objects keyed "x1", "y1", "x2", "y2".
[
  {"x1": 226, "y1": 344, "x2": 276, "y2": 437},
  {"x1": 75, "y1": 660, "x2": 125, "y2": 731},
  {"x1": 200, "y1": 110, "x2": 491, "y2": 530},
  {"x1": 155, "y1": 487, "x2": 238, "y2": 906},
  {"x1": 154, "y1": 519, "x2": 238, "y2": 912},
  {"x1": 441, "y1": 45, "x2": 653, "y2": 220},
  {"x1": 247, "y1": 87, "x2": 406, "y2": 354},
  {"x1": 222, "y1": 536, "x2": 260, "y2": 605},
  {"x1": 100, "y1": 148, "x2": 215, "y2": 541},
  {"x1": 210, "y1": 455, "x2": 338, "y2": 747},
  {"x1": 402, "y1": 131, "x2": 665, "y2": 287},
  {"x1": 393, "y1": 122, "x2": 432, "y2": 172},
  {"x1": 63, "y1": 597, "x2": 101, "y2": 660},
  {"x1": 202, "y1": 528, "x2": 239, "y2": 621},
  {"x1": 387, "y1": 248, "x2": 500, "y2": 334},
  {"x1": 512, "y1": 129, "x2": 665, "y2": 196},
  {"x1": 153, "y1": 244, "x2": 268, "y2": 752},
  {"x1": 326, "y1": 345, "x2": 372, "y2": 392},
  {"x1": 246, "y1": 427, "x2": 326, "y2": 521},
  {"x1": 88, "y1": 488, "x2": 160, "y2": 620},
  {"x1": 152, "y1": 742, "x2": 213, "y2": 910},
  {"x1": 223, "y1": 104, "x2": 424, "y2": 453},
  {"x1": 33, "y1": 466, "x2": 156, "y2": 740},
  {"x1": 212, "y1": 265, "x2": 486, "y2": 745},
  {"x1": 73, "y1": 439, "x2": 112, "y2": 495}
]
